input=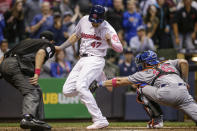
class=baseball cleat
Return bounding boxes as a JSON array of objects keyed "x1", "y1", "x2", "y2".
[
  {"x1": 20, "y1": 114, "x2": 51, "y2": 130},
  {"x1": 86, "y1": 121, "x2": 109, "y2": 130},
  {"x1": 147, "y1": 115, "x2": 163, "y2": 128}
]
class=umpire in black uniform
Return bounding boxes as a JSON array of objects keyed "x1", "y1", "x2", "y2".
[{"x1": 0, "y1": 31, "x2": 56, "y2": 130}]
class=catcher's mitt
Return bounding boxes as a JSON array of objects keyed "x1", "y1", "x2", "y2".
[{"x1": 89, "y1": 80, "x2": 99, "y2": 93}]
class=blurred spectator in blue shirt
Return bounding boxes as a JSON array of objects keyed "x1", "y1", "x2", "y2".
[
  {"x1": 119, "y1": 48, "x2": 137, "y2": 76},
  {"x1": 91, "y1": 0, "x2": 113, "y2": 8},
  {"x1": 49, "y1": 12, "x2": 67, "y2": 46},
  {"x1": 51, "y1": 50, "x2": 72, "y2": 78},
  {"x1": 4, "y1": 0, "x2": 25, "y2": 47},
  {"x1": 0, "y1": 14, "x2": 5, "y2": 43},
  {"x1": 130, "y1": 25, "x2": 155, "y2": 54},
  {"x1": 30, "y1": 2, "x2": 53, "y2": 38},
  {"x1": 123, "y1": 0, "x2": 143, "y2": 45}
]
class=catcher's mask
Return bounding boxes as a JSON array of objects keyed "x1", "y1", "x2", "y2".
[{"x1": 135, "y1": 50, "x2": 159, "y2": 71}]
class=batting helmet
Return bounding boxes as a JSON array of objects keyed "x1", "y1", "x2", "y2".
[
  {"x1": 135, "y1": 50, "x2": 159, "y2": 71},
  {"x1": 89, "y1": 5, "x2": 105, "y2": 23}
]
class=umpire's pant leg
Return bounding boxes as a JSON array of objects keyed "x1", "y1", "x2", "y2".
[{"x1": 6, "y1": 74, "x2": 44, "y2": 119}]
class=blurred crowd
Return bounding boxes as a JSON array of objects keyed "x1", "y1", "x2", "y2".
[{"x1": 0, "y1": 0, "x2": 197, "y2": 78}]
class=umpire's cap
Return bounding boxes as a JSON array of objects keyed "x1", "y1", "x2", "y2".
[
  {"x1": 40, "y1": 31, "x2": 54, "y2": 42},
  {"x1": 89, "y1": 5, "x2": 105, "y2": 23}
]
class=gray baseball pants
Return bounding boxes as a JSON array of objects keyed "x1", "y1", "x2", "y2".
[{"x1": 141, "y1": 84, "x2": 197, "y2": 122}]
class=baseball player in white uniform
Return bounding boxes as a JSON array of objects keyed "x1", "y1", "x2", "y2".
[{"x1": 56, "y1": 5, "x2": 123, "y2": 129}]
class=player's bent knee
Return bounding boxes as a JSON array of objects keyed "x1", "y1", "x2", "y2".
[
  {"x1": 63, "y1": 93, "x2": 75, "y2": 97},
  {"x1": 62, "y1": 86, "x2": 78, "y2": 97}
]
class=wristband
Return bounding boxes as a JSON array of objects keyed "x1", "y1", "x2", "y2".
[
  {"x1": 98, "y1": 81, "x2": 104, "y2": 88},
  {"x1": 112, "y1": 78, "x2": 117, "y2": 87},
  {"x1": 35, "y1": 69, "x2": 41, "y2": 76}
]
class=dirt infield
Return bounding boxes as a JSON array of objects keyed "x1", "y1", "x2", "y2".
[
  {"x1": 0, "y1": 127, "x2": 197, "y2": 131},
  {"x1": 0, "y1": 121, "x2": 196, "y2": 131}
]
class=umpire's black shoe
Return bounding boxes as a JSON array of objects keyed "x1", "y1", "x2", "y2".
[
  {"x1": 20, "y1": 114, "x2": 52, "y2": 130},
  {"x1": 89, "y1": 80, "x2": 99, "y2": 93}
]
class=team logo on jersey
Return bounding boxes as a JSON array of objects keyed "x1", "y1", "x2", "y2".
[
  {"x1": 46, "y1": 47, "x2": 52, "y2": 58},
  {"x1": 46, "y1": 47, "x2": 51, "y2": 53},
  {"x1": 112, "y1": 34, "x2": 119, "y2": 42},
  {"x1": 81, "y1": 33, "x2": 101, "y2": 40},
  {"x1": 93, "y1": 14, "x2": 97, "y2": 19}
]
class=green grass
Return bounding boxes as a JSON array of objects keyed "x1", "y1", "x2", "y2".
[{"x1": 0, "y1": 121, "x2": 195, "y2": 127}]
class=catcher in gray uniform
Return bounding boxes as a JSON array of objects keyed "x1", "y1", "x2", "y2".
[{"x1": 96, "y1": 50, "x2": 197, "y2": 128}]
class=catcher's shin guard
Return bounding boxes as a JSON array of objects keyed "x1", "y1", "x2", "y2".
[{"x1": 136, "y1": 88, "x2": 163, "y2": 119}]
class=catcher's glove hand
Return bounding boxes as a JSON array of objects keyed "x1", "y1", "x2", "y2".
[
  {"x1": 135, "y1": 82, "x2": 148, "y2": 88},
  {"x1": 89, "y1": 80, "x2": 99, "y2": 93}
]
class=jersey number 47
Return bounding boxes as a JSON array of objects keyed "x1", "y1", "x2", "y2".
[{"x1": 91, "y1": 42, "x2": 102, "y2": 48}]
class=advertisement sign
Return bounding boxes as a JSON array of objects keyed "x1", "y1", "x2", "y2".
[{"x1": 39, "y1": 78, "x2": 91, "y2": 119}]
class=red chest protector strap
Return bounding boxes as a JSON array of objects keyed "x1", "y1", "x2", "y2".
[{"x1": 151, "y1": 66, "x2": 178, "y2": 86}]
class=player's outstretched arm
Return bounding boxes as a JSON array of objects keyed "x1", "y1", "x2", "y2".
[
  {"x1": 56, "y1": 33, "x2": 80, "y2": 51},
  {"x1": 178, "y1": 59, "x2": 189, "y2": 83},
  {"x1": 101, "y1": 77, "x2": 133, "y2": 92},
  {"x1": 29, "y1": 49, "x2": 46, "y2": 85}
]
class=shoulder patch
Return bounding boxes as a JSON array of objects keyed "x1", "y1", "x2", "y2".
[
  {"x1": 112, "y1": 34, "x2": 119, "y2": 42},
  {"x1": 46, "y1": 47, "x2": 51, "y2": 53}
]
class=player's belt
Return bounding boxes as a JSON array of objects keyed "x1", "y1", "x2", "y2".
[
  {"x1": 160, "y1": 83, "x2": 186, "y2": 88},
  {"x1": 80, "y1": 54, "x2": 94, "y2": 57}
]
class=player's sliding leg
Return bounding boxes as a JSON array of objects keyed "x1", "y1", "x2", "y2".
[
  {"x1": 76, "y1": 57, "x2": 108, "y2": 129},
  {"x1": 63, "y1": 61, "x2": 81, "y2": 97},
  {"x1": 63, "y1": 57, "x2": 108, "y2": 129},
  {"x1": 137, "y1": 87, "x2": 163, "y2": 128}
]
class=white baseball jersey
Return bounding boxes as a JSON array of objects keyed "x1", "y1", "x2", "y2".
[{"x1": 73, "y1": 15, "x2": 121, "y2": 57}]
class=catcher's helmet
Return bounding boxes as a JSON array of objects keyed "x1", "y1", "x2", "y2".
[
  {"x1": 135, "y1": 50, "x2": 159, "y2": 71},
  {"x1": 89, "y1": 5, "x2": 105, "y2": 23}
]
